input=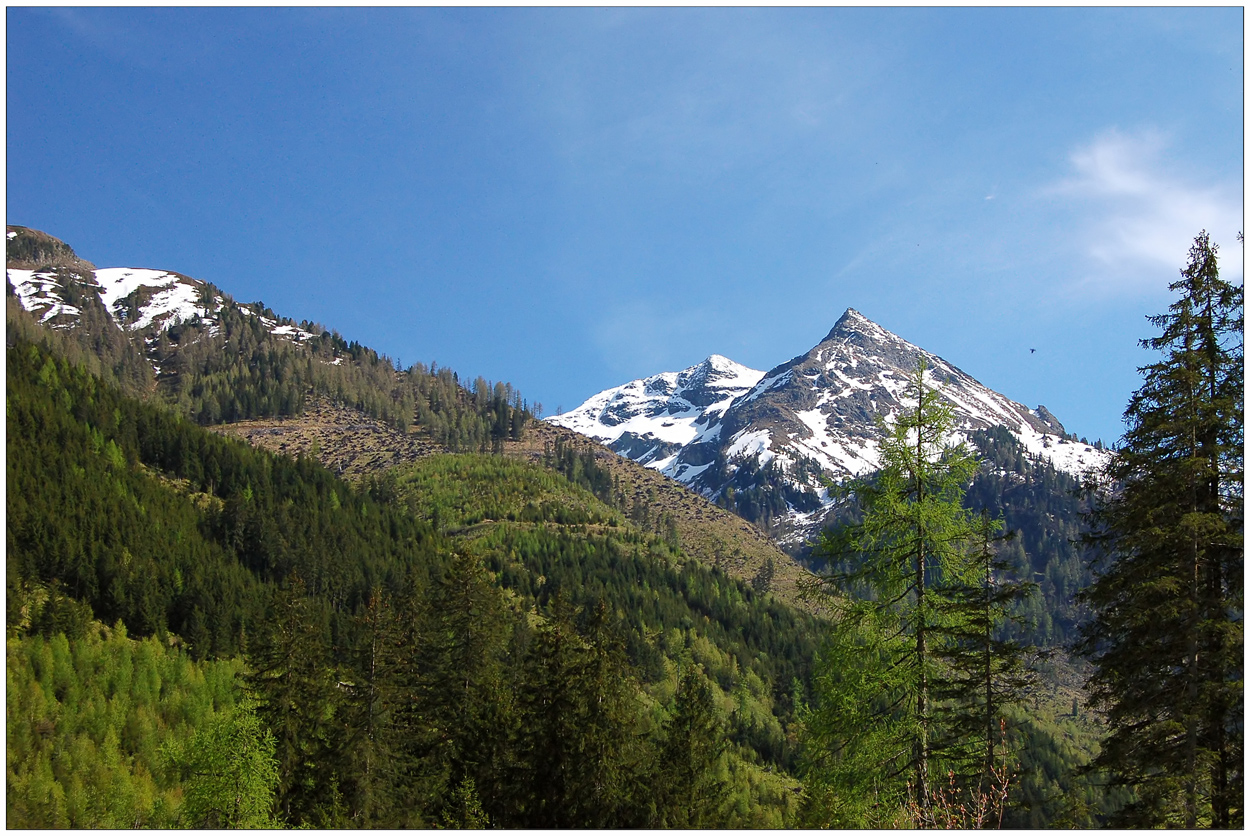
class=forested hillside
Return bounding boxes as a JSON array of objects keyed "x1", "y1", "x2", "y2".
[
  {"x1": 7, "y1": 337, "x2": 815, "y2": 827},
  {"x1": 204, "y1": 395, "x2": 816, "y2": 617},
  {"x1": 3, "y1": 332, "x2": 1114, "y2": 829}
]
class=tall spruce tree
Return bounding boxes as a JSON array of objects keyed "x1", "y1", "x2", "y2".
[
  {"x1": 245, "y1": 578, "x2": 344, "y2": 827},
  {"x1": 413, "y1": 549, "x2": 515, "y2": 821},
  {"x1": 933, "y1": 512, "x2": 1036, "y2": 785},
  {"x1": 509, "y1": 595, "x2": 643, "y2": 828},
  {"x1": 805, "y1": 359, "x2": 982, "y2": 816},
  {"x1": 653, "y1": 665, "x2": 730, "y2": 828},
  {"x1": 1078, "y1": 230, "x2": 1243, "y2": 827},
  {"x1": 340, "y1": 587, "x2": 415, "y2": 827}
]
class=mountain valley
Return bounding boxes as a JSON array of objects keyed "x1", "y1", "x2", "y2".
[{"x1": 7, "y1": 225, "x2": 1127, "y2": 827}]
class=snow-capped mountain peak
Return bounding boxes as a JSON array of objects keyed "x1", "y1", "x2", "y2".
[{"x1": 550, "y1": 307, "x2": 1109, "y2": 546}]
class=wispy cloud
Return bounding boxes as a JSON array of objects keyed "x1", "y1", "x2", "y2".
[
  {"x1": 46, "y1": 8, "x2": 187, "y2": 70},
  {"x1": 518, "y1": 11, "x2": 872, "y2": 188},
  {"x1": 1047, "y1": 130, "x2": 1243, "y2": 294}
]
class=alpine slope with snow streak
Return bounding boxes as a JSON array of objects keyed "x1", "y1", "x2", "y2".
[
  {"x1": 93, "y1": 268, "x2": 211, "y2": 331},
  {"x1": 6, "y1": 225, "x2": 350, "y2": 391},
  {"x1": 7, "y1": 269, "x2": 83, "y2": 325},
  {"x1": 9, "y1": 260, "x2": 322, "y2": 346}
]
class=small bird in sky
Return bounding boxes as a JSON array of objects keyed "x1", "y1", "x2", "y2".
[{"x1": 1030, "y1": 348, "x2": 1036, "y2": 354}]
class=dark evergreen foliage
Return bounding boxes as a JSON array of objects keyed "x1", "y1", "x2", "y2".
[
  {"x1": 7, "y1": 339, "x2": 441, "y2": 659},
  {"x1": 1077, "y1": 231, "x2": 1243, "y2": 828},
  {"x1": 509, "y1": 595, "x2": 648, "y2": 827},
  {"x1": 245, "y1": 580, "x2": 345, "y2": 827},
  {"x1": 653, "y1": 664, "x2": 732, "y2": 827}
]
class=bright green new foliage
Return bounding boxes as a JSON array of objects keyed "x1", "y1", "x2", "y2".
[
  {"x1": 6, "y1": 624, "x2": 253, "y2": 828},
  {"x1": 168, "y1": 699, "x2": 279, "y2": 828}
]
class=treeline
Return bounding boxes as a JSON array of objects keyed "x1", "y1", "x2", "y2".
[
  {"x1": 542, "y1": 435, "x2": 618, "y2": 507},
  {"x1": 150, "y1": 299, "x2": 531, "y2": 453},
  {"x1": 6, "y1": 267, "x2": 531, "y2": 453},
  {"x1": 541, "y1": 437, "x2": 692, "y2": 552},
  {"x1": 7, "y1": 336, "x2": 813, "y2": 827}
]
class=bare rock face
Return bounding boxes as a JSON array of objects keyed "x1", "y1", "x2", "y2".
[{"x1": 550, "y1": 308, "x2": 1108, "y2": 547}]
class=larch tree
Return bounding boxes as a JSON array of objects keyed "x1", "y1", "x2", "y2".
[
  {"x1": 1078, "y1": 230, "x2": 1243, "y2": 828},
  {"x1": 804, "y1": 358, "x2": 982, "y2": 819},
  {"x1": 175, "y1": 699, "x2": 280, "y2": 829}
]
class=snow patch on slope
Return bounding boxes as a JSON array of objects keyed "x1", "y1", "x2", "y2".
[
  {"x1": 93, "y1": 268, "x2": 209, "y2": 331},
  {"x1": 1015, "y1": 424, "x2": 1109, "y2": 476},
  {"x1": 725, "y1": 428, "x2": 774, "y2": 465},
  {"x1": 271, "y1": 323, "x2": 318, "y2": 342},
  {"x1": 8, "y1": 269, "x2": 81, "y2": 325},
  {"x1": 789, "y1": 407, "x2": 881, "y2": 477},
  {"x1": 548, "y1": 355, "x2": 765, "y2": 451}
]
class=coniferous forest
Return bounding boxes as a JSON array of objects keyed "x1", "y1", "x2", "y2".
[{"x1": 6, "y1": 230, "x2": 1242, "y2": 828}]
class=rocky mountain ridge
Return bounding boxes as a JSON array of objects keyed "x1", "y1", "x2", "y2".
[{"x1": 7, "y1": 225, "x2": 324, "y2": 360}]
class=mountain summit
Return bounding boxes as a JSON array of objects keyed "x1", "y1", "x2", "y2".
[
  {"x1": 549, "y1": 353, "x2": 765, "y2": 468},
  {"x1": 550, "y1": 308, "x2": 1107, "y2": 547}
]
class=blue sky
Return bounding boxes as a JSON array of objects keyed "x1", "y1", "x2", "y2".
[{"x1": 7, "y1": 7, "x2": 1243, "y2": 444}]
